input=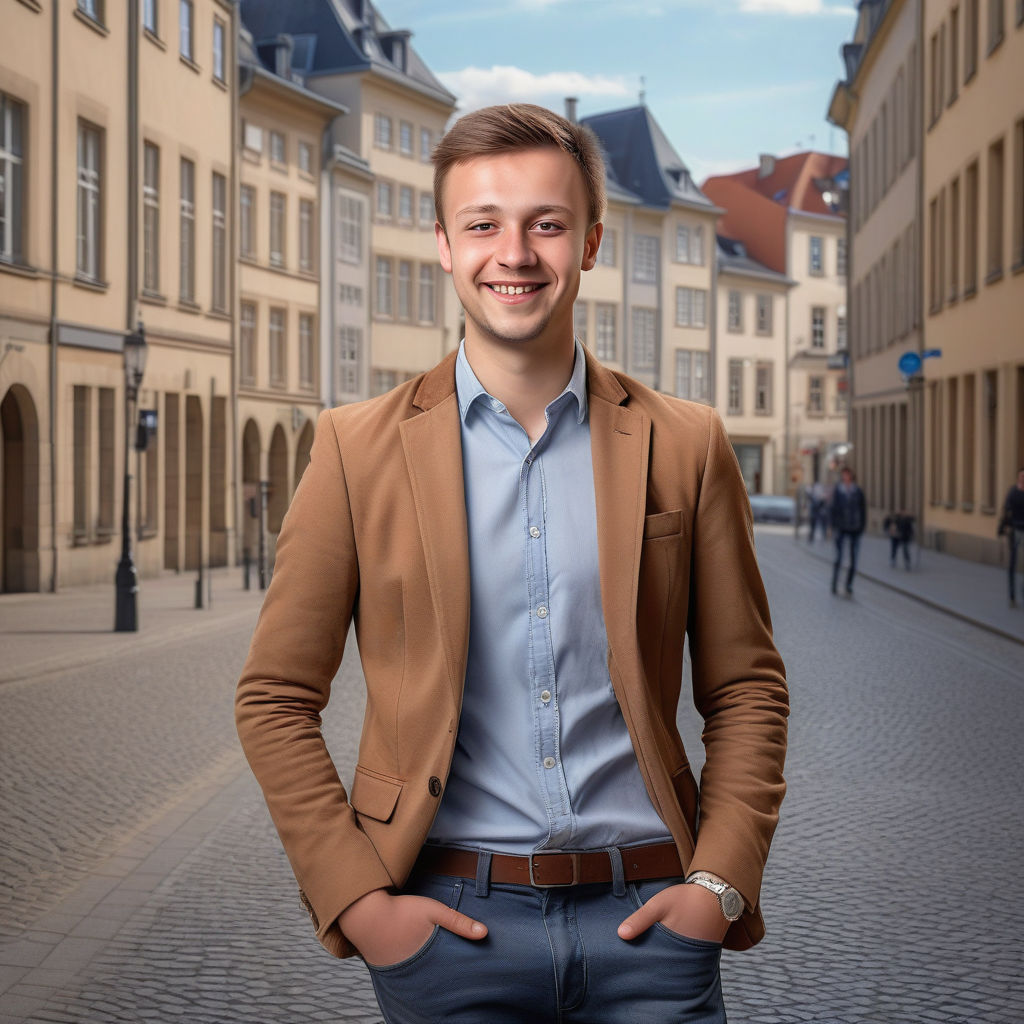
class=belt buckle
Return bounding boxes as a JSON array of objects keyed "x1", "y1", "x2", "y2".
[{"x1": 528, "y1": 851, "x2": 581, "y2": 888}]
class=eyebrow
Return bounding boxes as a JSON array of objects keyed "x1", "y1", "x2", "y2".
[{"x1": 454, "y1": 203, "x2": 576, "y2": 220}]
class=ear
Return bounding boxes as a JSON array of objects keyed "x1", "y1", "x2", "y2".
[
  {"x1": 435, "y1": 222, "x2": 453, "y2": 274},
  {"x1": 581, "y1": 223, "x2": 604, "y2": 272}
]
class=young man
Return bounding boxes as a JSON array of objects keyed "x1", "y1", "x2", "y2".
[
  {"x1": 829, "y1": 465, "x2": 866, "y2": 596},
  {"x1": 236, "y1": 104, "x2": 788, "y2": 1023},
  {"x1": 1002, "y1": 468, "x2": 1024, "y2": 608}
]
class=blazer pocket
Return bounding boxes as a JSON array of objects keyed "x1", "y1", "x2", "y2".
[
  {"x1": 350, "y1": 765, "x2": 404, "y2": 824},
  {"x1": 643, "y1": 509, "x2": 683, "y2": 540}
]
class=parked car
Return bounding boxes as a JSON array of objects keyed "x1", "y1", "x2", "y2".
[{"x1": 748, "y1": 493, "x2": 796, "y2": 524}]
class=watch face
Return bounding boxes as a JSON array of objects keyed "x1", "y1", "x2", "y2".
[{"x1": 721, "y1": 889, "x2": 743, "y2": 920}]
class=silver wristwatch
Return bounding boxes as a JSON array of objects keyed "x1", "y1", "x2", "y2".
[{"x1": 685, "y1": 871, "x2": 744, "y2": 921}]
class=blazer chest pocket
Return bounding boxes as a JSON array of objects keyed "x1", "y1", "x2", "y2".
[
  {"x1": 350, "y1": 765, "x2": 404, "y2": 824},
  {"x1": 643, "y1": 509, "x2": 684, "y2": 541}
]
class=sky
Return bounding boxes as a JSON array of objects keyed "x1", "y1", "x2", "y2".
[{"x1": 381, "y1": 0, "x2": 860, "y2": 184}]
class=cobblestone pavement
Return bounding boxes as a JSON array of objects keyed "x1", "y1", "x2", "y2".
[{"x1": 2, "y1": 533, "x2": 1023, "y2": 1022}]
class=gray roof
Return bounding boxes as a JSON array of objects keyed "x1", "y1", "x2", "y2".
[
  {"x1": 717, "y1": 236, "x2": 794, "y2": 286},
  {"x1": 239, "y1": 0, "x2": 456, "y2": 107},
  {"x1": 582, "y1": 105, "x2": 717, "y2": 212}
]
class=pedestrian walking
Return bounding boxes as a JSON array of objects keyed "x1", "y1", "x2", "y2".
[
  {"x1": 830, "y1": 465, "x2": 866, "y2": 596},
  {"x1": 807, "y1": 481, "x2": 826, "y2": 543},
  {"x1": 235, "y1": 103, "x2": 788, "y2": 1024},
  {"x1": 883, "y1": 509, "x2": 915, "y2": 569},
  {"x1": 1000, "y1": 468, "x2": 1024, "y2": 608}
]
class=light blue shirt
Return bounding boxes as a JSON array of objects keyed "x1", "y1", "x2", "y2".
[{"x1": 427, "y1": 340, "x2": 672, "y2": 854}]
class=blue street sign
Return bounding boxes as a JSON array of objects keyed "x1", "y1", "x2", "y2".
[
  {"x1": 922, "y1": 349, "x2": 943, "y2": 360},
  {"x1": 898, "y1": 351, "x2": 922, "y2": 376}
]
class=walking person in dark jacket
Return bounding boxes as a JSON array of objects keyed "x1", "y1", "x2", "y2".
[
  {"x1": 883, "y1": 510, "x2": 915, "y2": 569},
  {"x1": 1001, "y1": 468, "x2": 1024, "y2": 608},
  {"x1": 830, "y1": 466, "x2": 866, "y2": 596}
]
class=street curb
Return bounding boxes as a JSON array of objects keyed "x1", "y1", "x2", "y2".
[{"x1": 794, "y1": 538, "x2": 1024, "y2": 648}]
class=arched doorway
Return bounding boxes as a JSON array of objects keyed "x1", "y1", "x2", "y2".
[
  {"x1": 184, "y1": 395, "x2": 203, "y2": 571},
  {"x1": 208, "y1": 396, "x2": 227, "y2": 567},
  {"x1": 294, "y1": 419, "x2": 313, "y2": 490},
  {"x1": 241, "y1": 419, "x2": 260, "y2": 566},
  {"x1": 1, "y1": 385, "x2": 41, "y2": 592},
  {"x1": 267, "y1": 424, "x2": 288, "y2": 539}
]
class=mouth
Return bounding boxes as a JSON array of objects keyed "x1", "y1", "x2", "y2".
[{"x1": 485, "y1": 283, "x2": 544, "y2": 296}]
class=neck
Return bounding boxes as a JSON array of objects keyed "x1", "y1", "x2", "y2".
[{"x1": 464, "y1": 332, "x2": 577, "y2": 442}]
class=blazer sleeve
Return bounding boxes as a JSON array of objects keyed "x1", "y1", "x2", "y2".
[
  {"x1": 235, "y1": 410, "x2": 394, "y2": 958},
  {"x1": 685, "y1": 410, "x2": 789, "y2": 910}
]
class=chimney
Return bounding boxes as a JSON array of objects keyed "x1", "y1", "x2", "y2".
[
  {"x1": 565, "y1": 96, "x2": 578, "y2": 123},
  {"x1": 758, "y1": 153, "x2": 775, "y2": 179}
]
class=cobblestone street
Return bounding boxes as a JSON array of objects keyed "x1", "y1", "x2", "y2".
[{"x1": 2, "y1": 534, "x2": 1023, "y2": 1023}]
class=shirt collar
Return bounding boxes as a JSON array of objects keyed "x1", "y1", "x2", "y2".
[{"x1": 455, "y1": 339, "x2": 588, "y2": 425}]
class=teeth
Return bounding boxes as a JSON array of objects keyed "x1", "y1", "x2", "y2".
[{"x1": 492, "y1": 284, "x2": 537, "y2": 295}]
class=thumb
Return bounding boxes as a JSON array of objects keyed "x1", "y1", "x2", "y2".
[
  {"x1": 617, "y1": 900, "x2": 659, "y2": 941},
  {"x1": 433, "y1": 904, "x2": 488, "y2": 941}
]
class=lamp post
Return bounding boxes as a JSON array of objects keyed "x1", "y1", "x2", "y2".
[{"x1": 115, "y1": 322, "x2": 148, "y2": 632}]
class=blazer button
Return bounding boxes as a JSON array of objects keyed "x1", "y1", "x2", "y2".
[{"x1": 428, "y1": 776, "x2": 442, "y2": 797}]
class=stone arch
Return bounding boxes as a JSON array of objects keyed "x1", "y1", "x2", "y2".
[
  {"x1": 267, "y1": 424, "x2": 288, "y2": 536},
  {"x1": 294, "y1": 419, "x2": 314, "y2": 490},
  {"x1": 241, "y1": 418, "x2": 260, "y2": 563},
  {"x1": 1, "y1": 385, "x2": 41, "y2": 592}
]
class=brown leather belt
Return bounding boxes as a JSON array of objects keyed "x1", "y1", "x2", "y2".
[{"x1": 415, "y1": 841, "x2": 683, "y2": 888}]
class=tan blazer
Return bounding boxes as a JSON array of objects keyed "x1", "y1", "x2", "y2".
[{"x1": 235, "y1": 350, "x2": 788, "y2": 959}]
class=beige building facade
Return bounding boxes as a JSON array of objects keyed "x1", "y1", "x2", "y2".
[
  {"x1": 829, "y1": 0, "x2": 925, "y2": 531},
  {"x1": 1, "y1": 0, "x2": 238, "y2": 593},
  {"x1": 920, "y1": 0, "x2": 1024, "y2": 563}
]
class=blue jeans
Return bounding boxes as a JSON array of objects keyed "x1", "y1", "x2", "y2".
[
  {"x1": 832, "y1": 530, "x2": 861, "y2": 592},
  {"x1": 366, "y1": 870, "x2": 727, "y2": 1024},
  {"x1": 1010, "y1": 528, "x2": 1024, "y2": 602}
]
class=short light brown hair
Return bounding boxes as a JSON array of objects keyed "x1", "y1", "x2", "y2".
[{"x1": 432, "y1": 103, "x2": 607, "y2": 231}]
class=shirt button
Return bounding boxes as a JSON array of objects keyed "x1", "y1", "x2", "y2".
[
  {"x1": 536, "y1": 605, "x2": 548, "y2": 618},
  {"x1": 529, "y1": 526, "x2": 541, "y2": 539},
  {"x1": 540, "y1": 690, "x2": 552, "y2": 703},
  {"x1": 543, "y1": 756, "x2": 556, "y2": 769}
]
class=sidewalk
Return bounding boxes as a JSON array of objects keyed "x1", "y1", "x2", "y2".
[
  {"x1": 794, "y1": 525, "x2": 1024, "y2": 645},
  {"x1": 0, "y1": 567, "x2": 266, "y2": 685}
]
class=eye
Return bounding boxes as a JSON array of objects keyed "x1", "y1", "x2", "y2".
[
  {"x1": 468, "y1": 221, "x2": 495, "y2": 232},
  {"x1": 534, "y1": 221, "x2": 563, "y2": 233}
]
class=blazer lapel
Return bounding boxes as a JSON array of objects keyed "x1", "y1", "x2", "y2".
[
  {"x1": 586, "y1": 353, "x2": 650, "y2": 669},
  {"x1": 400, "y1": 356, "x2": 471, "y2": 710}
]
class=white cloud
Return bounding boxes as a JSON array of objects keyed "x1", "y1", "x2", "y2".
[
  {"x1": 738, "y1": 0, "x2": 855, "y2": 13},
  {"x1": 437, "y1": 65, "x2": 632, "y2": 114}
]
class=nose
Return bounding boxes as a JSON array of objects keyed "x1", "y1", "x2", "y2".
[{"x1": 496, "y1": 228, "x2": 537, "y2": 269}]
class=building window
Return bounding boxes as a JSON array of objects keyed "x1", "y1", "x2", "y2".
[
  {"x1": 419, "y1": 192, "x2": 435, "y2": 227},
  {"x1": 372, "y1": 368, "x2": 399, "y2": 396},
  {"x1": 270, "y1": 131, "x2": 286, "y2": 167},
  {"x1": 376, "y1": 181, "x2": 393, "y2": 219},
  {"x1": 965, "y1": 0, "x2": 980, "y2": 79},
  {"x1": 675, "y1": 225, "x2": 690, "y2": 263},
  {"x1": 420, "y1": 127, "x2": 432, "y2": 162},
  {"x1": 269, "y1": 191, "x2": 285, "y2": 268},
  {"x1": 73, "y1": 386, "x2": 91, "y2": 540},
  {"x1": 398, "y1": 185, "x2": 414, "y2": 223},
  {"x1": 418, "y1": 264, "x2": 436, "y2": 324},
  {"x1": 299, "y1": 313, "x2": 315, "y2": 390},
  {"x1": 1017, "y1": 0, "x2": 1024, "y2": 25},
  {"x1": 338, "y1": 326, "x2": 361, "y2": 395},
  {"x1": 243, "y1": 121, "x2": 263, "y2": 155},
  {"x1": 178, "y1": 159, "x2": 197, "y2": 303},
  {"x1": 965, "y1": 160, "x2": 979, "y2": 293},
  {"x1": 632, "y1": 235, "x2": 658, "y2": 283},
  {"x1": 97, "y1": 387, "x2": 115, "y2": 535},
  {"x1": 179, "y1": 0, "x2": 194, "y2": 61},
  {"x1": 950, "y1": 176, "x2": 961, "y2": 299},
  {"x1": 397, "y1": 260, "x2": 412, "y2": 320},
  {"x1": 1013, "y1": 119, "x2": 1024, "y2": 269},
  {"x1": 399, "y1": 120, "x2": 413, "y2": 156},
  {"x1": 142, "y1": 142, "x2": 160, "y2": 291},
  {"x1": 211, "y1": 172, "x2": 227, "y2": 311},
  {"x1": 337, "y1": 192, "x2": 363, "y2": 265},
  {"x1": 756, "y1": 294, "x2": 772, "y2": 335},
  {"x1": 269, "y1": 307, "x2": 286, "y2": 386},
  {"x1": 598, "y1": 228, "x2": 616, "y2": 267},
  {"x1": 727, "y1": 290, "x2": 743, "y2": 332},
  {"x1": 755, "y1": 362, "x2": 773, "y2": 415},
  {"x1": 240, "y1": 184, "x2": 255, "y2": 259},
  {"x1": 143, "y1": 0, "x2": 157, "y2": 34},
  {"x1": 299, "y1": 198, "x2": 314, "y2": 274},
  {"x1": 213, "y1": 18, "x2": 225, "y2": 81},
  {"x1": 929, "y1": 29, "x2": 942, "y2": 126},
  {"x1": 675, "y1": 224, "x2": 704, "y2": 265},
  {"x1": 988, "y1": 0, "x2": 1005, "y2": 51},
  {"x1": 837, "y1": 237, "x2": 847, "y2": 277},
  {"x1": 808, "y1": 375, "x2": 824, "y2": 415},
  {"x1": 375, "y1": 256, "x2": 393, "y2": 317},
  {"x1": 77, "y1": 121, "x2": 103, "y2": 281},
  {"x1": 298, "y1": 141, "x2": 314, "y2": 176},
  {"x1": 809, "y1": 235, "x2": 824, "y2": 275},
  {"x1": 240, "y1": 301, "x2": 256, "y2": 385},
  {"x1": 631, "y1": 307, "x2": 656, "y2": 370},
  {"x1": 674, "y1": 287, "x2": 707, "y2": 328},
  {"x1": 949, "y1": 6, "x2": 960, "y2": 105},
  {"x1": 987, "y1": 137, "x2": 1004, "y2": 279},
  {"x1": 837, "y1": 314, "x2": 848, "y2": 351},
  {"x1": 374, "y1": 113, "x2": 392, "y2": 150},
  {"x1": 78, "y1": 0, "x2": 104, "y2": 23},
  {"x1": 675, "y1": 350, "x2": 708, "y2": 402},
  {"x1": 595, "y1": 303, "x2": 616, "y2": 362},
  {"x1": 727, "y1": 359, "x2": 743, "y2": 414},
  {"x1": 810, "y1": 306, "x2": 825, "y2": 348},
  {"x1": 573, "y1": 301, "x2": 587, "y2": 345}
]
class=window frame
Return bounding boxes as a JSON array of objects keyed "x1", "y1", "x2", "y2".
[
  {"x1": 77, "y1": 120, "x2": 104, "y2": 282},
  {"x1": 0, "y1": 94, "x2": 26, "y2": 266}
]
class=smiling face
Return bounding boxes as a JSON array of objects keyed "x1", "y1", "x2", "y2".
[{"x1": 435, "y1": 146, "x2": 602, "y2": 356}]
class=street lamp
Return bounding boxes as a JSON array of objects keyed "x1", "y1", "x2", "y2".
[{"x1": 114, "y1": 322, "x2": 148, "y2": 632}]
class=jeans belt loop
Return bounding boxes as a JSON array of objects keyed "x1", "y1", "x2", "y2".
[
  {"x1": 474, "y1": 851, "x2": 492, "y2": 898},
  {"x1": 528, "y1": 851, "x2": 581, "y2": 888},
  {"x1": 605, "y1": 846, "x2": 627, "y2": 897}
]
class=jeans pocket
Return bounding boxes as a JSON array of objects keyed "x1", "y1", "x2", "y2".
[
  {"x1": 628, "y1": 878, "x2": 723, "y2": 951},
  {"x1": 366, "y1": 877, "x2": 464, "y2": 975}
]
